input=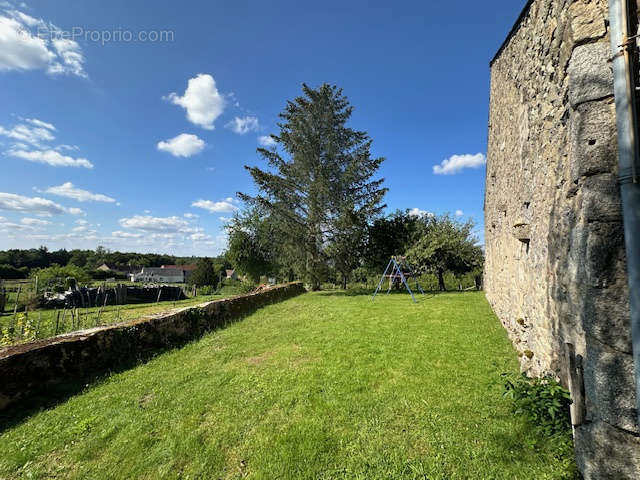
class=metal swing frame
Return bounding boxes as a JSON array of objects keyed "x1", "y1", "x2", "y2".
[{"x1": 372, "y1": 256, "x2": 424, "y2": 303}]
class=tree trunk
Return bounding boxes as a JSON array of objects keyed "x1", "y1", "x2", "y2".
[
  {"x1": 437, "y1": 269, "x2": 446, "y2": 292},
  {"x1": 341, "y1": 275, "x2": 347, "y2": 290}
]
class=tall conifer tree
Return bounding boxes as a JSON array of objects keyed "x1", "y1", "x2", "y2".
[{"x1": 241, "y1": 84, "x2": 386, "y2": 289}]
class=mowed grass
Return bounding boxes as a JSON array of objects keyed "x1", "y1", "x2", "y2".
[{"x1": 0, "y1": 292, "x2": 574, "y2": 479}]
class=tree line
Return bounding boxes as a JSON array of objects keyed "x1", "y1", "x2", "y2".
[{"x1": 0, "y1": 246, "x2": 228, "y2": 281}]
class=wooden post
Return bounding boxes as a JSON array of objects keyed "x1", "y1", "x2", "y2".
[
  {"x1": 96, "y1": 293, "x2": 108, "y2": 326},
  {"x1": 59, "y1": 308, "x2": 67, "y2": 334},
  {"x1": 156, "y1": 287, "x2": 162, "y2": 303},
  {"x1": 565, "y1": 343, "x2": 586, "y2": 428},
  {"x1": 12, "y1": 284, "x2": 22, "y2": 323},
  {"x1": 21, "y1": 305, "x2": 27, "y2": 336},
  {"x1": 54, "y1": 309, "x2": 60, "y2": 335},
  {"x1": 0, "y1": 282, "x2": 5, "y2": 313}
]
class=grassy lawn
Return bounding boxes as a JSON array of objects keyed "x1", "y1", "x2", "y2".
[
  {"x1": 0, "y1": 285, "x2": 243, "y2": 345},
  {"x1": 0, "y1": 291, "x2": 574, "y2": 479}
]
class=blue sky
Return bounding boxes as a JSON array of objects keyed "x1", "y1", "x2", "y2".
[{"x1": 0, "y1": 0, "x2": 526, "y2": 256}]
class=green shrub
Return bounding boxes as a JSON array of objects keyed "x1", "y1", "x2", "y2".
[
  {"x1": 239, "y1": 280, "x2": 257, "y2": 294},
  {"x1": 30, "y1": 264, "x2": 90, "y2": 288},
  {"x1": 502, "y1": 372, "x2": 572, "y2": 437},
  {"x1": 502, "y1": 373, "x2": 577, "y2": 478},
  {"x1": 0, "y1": 264, "x2": 28, "y2": 279},
  {"x1": 197, "y1": 285, "x2": 216, "y2": 296}
]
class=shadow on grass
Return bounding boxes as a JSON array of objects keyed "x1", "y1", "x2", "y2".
[
  {"x1": 0, "y1": 321, "x2": 236, "y2": 434},
  {"x1": 315, "y1": 288, "x2": 481, "y2": 299}
]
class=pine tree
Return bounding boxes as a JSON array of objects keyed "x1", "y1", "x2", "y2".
[{"x1": 241, "y1": 84, "x2": 387, "y2": 290}]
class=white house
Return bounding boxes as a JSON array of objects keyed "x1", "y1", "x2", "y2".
[{"x1": 130, "y1": 267, "x2": 184, "y2": 283}]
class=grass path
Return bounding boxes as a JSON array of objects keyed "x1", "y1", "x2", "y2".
[{"x1": 0, "y1": 292, "x2": 574, "y2": 479}]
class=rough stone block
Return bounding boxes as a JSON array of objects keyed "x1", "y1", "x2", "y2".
[
  {"x1": 568, "y1": 0, "x2": 607, "y2": 45},
  {"x1": 513, "y1": 223, "x2": 531, "y2": 241},
  {"x1": 569, "y1": 100, "x2": 618, "y2": 182},
  {"x1": 582, "y1": 283, "x2": 631, "y2": 352},
  {"x1": 575, "y1": 420, "x2": 640, "y2": 479},
  {"x1": 585, "y1": 221, "x2": 626, "y2": 289},
  {"x1": 568, "y1": 42, "x2": 614, "y2": 107},
  {"x1": 582, "y1": 173, "x2": 623, "y2": 222},
  {"x1": 583, "y1": 339, "x2": 638, "y2": 433}
]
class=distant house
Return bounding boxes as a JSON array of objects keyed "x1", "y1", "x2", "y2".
[
  {"x1": 161, "y1": 265, "x2": 197, "y2": 282},
  {"x1": 97, "y1": 263, "x2": 142, "y2": 275},
  {"x1": 130, "y1": 267, "x2": 184, "y2": 283},
  {"x1": 225, "y1": 269, "x2": 238, "y2": 280}
]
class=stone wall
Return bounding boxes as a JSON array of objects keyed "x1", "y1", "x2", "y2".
[
  {"x1": 0, "y1": 282, "x2": 306, "y2": 413},
  {"x1": 485, "y1": 0, "x2": 640, "y2": 477}
]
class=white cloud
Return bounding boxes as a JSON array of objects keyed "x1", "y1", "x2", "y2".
[
  {"x1": 165, "y1": 73, "x2": 225, "y2": 130},
  {"x1": 25, "y1": 118, "x2": 55, "y2": 130},
  {"x1": 157, "y1": 133, "x2": 205, "y2": 157},
  {"x1": 49, "y1": 38, "x2": 85, "y2": 77},
  {"x1": 0, "y1": 120, "x2": 55, "y2": 146},
  {"x1": 0, "y1": 192, "x2": 81, "y2": 216},
  {"x1": 111, "y1": 230, "x2": 143, "y2": 239},
  {"x1": 0, "y1": 119, "x2": 91, "y2": 168},
  {"x1": 218, "y1": 216, "x2": 231, "y2": 223},
  {"x1": 433, "y1": 153, "x2": 486, "y2": 175},
  {"x1": 408, "y1": 208, "x2": 434, "y2": 218},
  {"x1": 21, "y1": 217, "x2": 50, "y2": 226},
  {"x1": 258, "y1": 135, "x2": 276, "y2": 147},
  {"x1": 455, "y1": 209, "x2": 464, "y2": 217},
  {"x1": 192, "y1": 199, "x2": 238, "y2": 213},
  {"x1": 190, "y1": 232, "x2": 210, "y2": 241},
  {"x1": 44, "y1": 182, "x2": 115, "y2": 202},
  {"x1": 0, "y1": 218, "x2": 36, "y2": 231},
  {"x1": 0, "y1": 7, "x2": 87, "y2": 77},
  {"x1": 226, "y1": 116, "x2": 259, "y2": 134},
  {"x1": 55, "y1": 144, "x2": 78, "y2": 151},
  {"x1": 183, "y1": 212, "x2": 198, "y2": 219},
  {"x1": 8, "y1": 148, "x2": 93, "y2": 168},
  {"x1": 119, "y1": 215, "x2": 190, "y2": 233},
  {"x1": 67, "y1": 207, "x2": 85, "y2": 216}
]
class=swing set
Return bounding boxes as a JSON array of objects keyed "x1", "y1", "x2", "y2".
[{"x1": 372, "y1": 256, "x2": 424, "y2": 303}]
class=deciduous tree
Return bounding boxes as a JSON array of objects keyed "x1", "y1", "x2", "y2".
[{"x1": 407, "y1": 215, "x2": 483, "y2": 291}]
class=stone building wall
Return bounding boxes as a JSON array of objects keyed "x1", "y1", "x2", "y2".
[{"x1": 485, "y1": 0, "x2": 639, "y2": 477}]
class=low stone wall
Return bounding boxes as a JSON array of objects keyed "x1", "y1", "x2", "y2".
[{"x1": 0, "y1": 282, "x2": 305, "y2": 412}]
